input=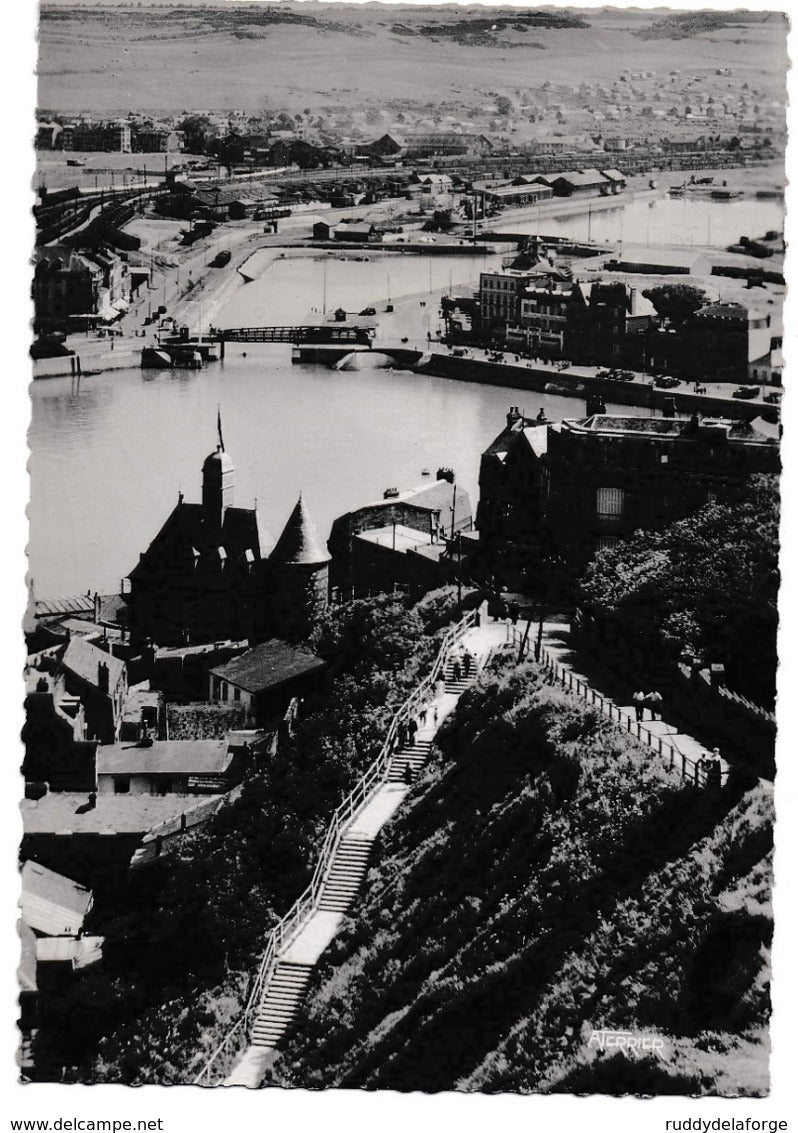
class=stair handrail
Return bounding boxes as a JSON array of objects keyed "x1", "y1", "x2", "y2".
[
  {"x1": 217, "y1": 608, "x2": 478, "y2": 1076},
  {"x1": 192, "y1": 1017, "x2": 246, "y2": 1087}
]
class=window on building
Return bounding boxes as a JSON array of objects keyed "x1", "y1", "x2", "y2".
[
  {"x1": 233, "y1": 686, "x2": 241, "y2": 703},
  {"x1": 596, "y1": 487, "x2": 626, "y2": 520},
  {"x1": 114, "y1": 776, "x2": 130, "y2": 794},
  {"x1": 597, "y1": 535, "x2": 620, "y2": 552}
]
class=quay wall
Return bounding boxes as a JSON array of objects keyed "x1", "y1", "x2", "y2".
[
  {"x1": 32, "y1": 350, "x2": 140, "y2": 380},
  {"x1": 304, "y1": 240, "x2": 512, "y2": 256},
  {"x1": 417, "y1": 353, "x2": 777, "y2": 422}
]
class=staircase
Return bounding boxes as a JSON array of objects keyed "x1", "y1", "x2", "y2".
[
  {"x1": 317, "y1": 834, "x2": 373, "y2": 913},
  {"x1": 202, "y1": 611, "x2": 492, "y2": 1086},
  {"x1": 444, "y1": 656, "x2": 475, "y2": 695},
  {"x1": 388, "y1": 737, "x2": 433, "y2": 783},
  {"x1": 250, "y1": 961, "x2": 314, "y2": 1049}
]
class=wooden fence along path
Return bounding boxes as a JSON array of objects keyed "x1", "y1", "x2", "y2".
[
  {"x1": 193, "y1": 610, "x2": 485, "y2": 1087},
  {"x1": 191, "y1": 613, "x2": 730, "y2": 1087},
  {"x1": 534, "y1": 636, "x2": 730, "y2": 788}
]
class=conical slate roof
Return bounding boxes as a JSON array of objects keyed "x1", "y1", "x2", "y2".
[{"x1": 270, "y1": 494, "x2": 330, "y2": 566}]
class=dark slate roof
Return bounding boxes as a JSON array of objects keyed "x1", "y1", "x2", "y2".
[
  {"x1": 569, "y1": 415, "x2": 777, "y2": 444},
  {"x1": 693, "y1": 302, "x2": 750, "y2": 322},
  {"x1": 35, "y1": 594, "x2": 94, "y2": 619},
  {"x1": 270, "y1": 495, "x2": 331, "y2": 566},
  {"x1": 62, "y1": 637, "x2": 126, "y2": 691},
  {"x1": 129, "y1": 501, "x2": 275, "y2": 582},
  {"x1": 210, "y1": 639, "x2": 325, "y2": 694}
]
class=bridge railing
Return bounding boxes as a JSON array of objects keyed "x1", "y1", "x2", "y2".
[
  {"x1": 533, "y1": 640, "x2": 729, "y2": 788},
  {"x1": 194, "y1": 609, "x2": 478, "y2": 1085},
  {"x1": 215, "y1": 326, "x2": 371, "y2": 345}
]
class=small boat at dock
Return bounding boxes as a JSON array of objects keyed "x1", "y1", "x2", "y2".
[{"x1": 141, "y1": 347, "x2": 173, "y2": 369}]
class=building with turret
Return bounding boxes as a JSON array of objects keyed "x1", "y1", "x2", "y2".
[
  {"x1": 269, "y1": 494, "x2": 331, "y2": 641},
  {"x1": 125, "y1": 432, "x2": 328, "y2": 646}
]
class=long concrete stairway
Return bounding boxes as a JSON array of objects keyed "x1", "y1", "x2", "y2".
[
  {"x1": 444, "y1": 656, "x2": 474, "y2": 695},
  {"x1": 250, "y1": 961, "x2": 313, "y2": 1050},
  {"x1": 387, "y1": 737, "x2": 434, "y2": 783},
  {"x1": 317, "y1": 834, "x2": 373, "y2": 914},
  {"x1": 196, "y1": 612, "x2": 510, "y2": 1086}
]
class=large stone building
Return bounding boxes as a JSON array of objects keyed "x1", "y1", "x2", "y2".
[
  {"x1": 647, "y1": 301, "x2": 775, "y2": 383},
  {"x1": 125, "y1": 439, "x2": 329, "y2": 646},
  {"x1": 328, "y1": 474, "x2": 473, "y2": 600},
  {"x1": 478, "y1": 270, "x2": 656, "y2": 366},
  {"x1": 32, "y1": 245, "x2": 132, "y2": 335},
  {"x1": 477, "y1": 408, "x2": 780, "y2": 594}
]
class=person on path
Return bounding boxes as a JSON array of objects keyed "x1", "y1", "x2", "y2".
[
  {"x1": 463, "y1": 650, "x2": 473, "y2": 678},
  {"x1": 403, "y1": 764, "x2": 415, "y2": 786},
  {"x1": 706, "y1": 747, "x2": 723, "y2": 789},
  {"x1": 633, "y1": 690, "x2": 647, "y2": 722},
  {"x1": 407, "y1": 717, "x2": 418, "y2": 745},
  {"x1": 452, "y1": 657, "x2": 462, "y2": 683},
  {"x1": 398, "y1": 720, "x2": 408, "y2": 748},
  {"x1": 418, "y1": 703, "x2": 428, "y2": 728},
  {"x1": 433, "y1": 703, "x2": 439, "y2": 728},
  {"x1": 648, "y1": 690, "x2": 663, "y2": 721},
  {"x1": 510, "y1": 602, "x2": 520, "y2": 626}
]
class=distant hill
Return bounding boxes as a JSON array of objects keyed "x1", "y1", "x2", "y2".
[
  {"x1": 634, "y1": 10, "x2": 785, "y2": 41},
  {"x1": 268, "y1": 661, "x2": 773, "y2": 1095},
  {"x1": 37, "y1": 3, "x2": 787, "y2": 114}
]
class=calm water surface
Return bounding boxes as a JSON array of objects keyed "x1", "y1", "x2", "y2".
[
  {"x1": 512, "y1": 195, "x2": 784, "y2": 249},
  {"x1": 30, "y1": 195, "x2": 779, "y2": 596},
  {"x1": 30, "y1": 355, "x2": 649, "y2": 596}
]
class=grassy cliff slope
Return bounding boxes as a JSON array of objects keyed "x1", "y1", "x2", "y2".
[{"x1": 268, "y1": 658, "x2": 773, "y2": 1096}]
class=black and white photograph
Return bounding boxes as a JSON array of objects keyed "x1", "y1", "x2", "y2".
[{"x1": 7, "y1": 0, "x2": 795, "y2": 1121}]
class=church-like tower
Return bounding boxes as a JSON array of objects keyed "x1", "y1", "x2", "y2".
[
  {"x1": 202, "y1": 445, "x2": 235, "y2": 533},
  {"x1": 269, "y1": 493, "x2": 330, "y2": 640}
]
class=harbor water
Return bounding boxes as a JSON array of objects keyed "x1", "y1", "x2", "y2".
[
  {"x1": 28, "y1": 353, "x2": 648, "y2": 597},
  {"x1": 28, "y1": 193, "x2": 782, "y2": 597},
  {"x1": 509, "y1": 194, "x2": 784, "y2": 249}
]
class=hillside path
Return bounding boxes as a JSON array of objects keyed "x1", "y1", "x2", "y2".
[{"x1": 222, "y1": 615, "x2": 507, "y2": 1087}]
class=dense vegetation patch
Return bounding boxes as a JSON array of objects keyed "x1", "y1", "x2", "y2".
[
  {"x1": 634, "y1": 11, "x2": 778, "y2": 40},
  {"x1": 578, "y1": 475, "x2": 779, "y2": 706},
  {"x1": 34, "y1": 589, "x2": 465, "y2": 1084},
  {"x1": 391, "y1": 12, "x2": 586, "y2": 48},
  {"x1": 267, "y1": 659, "x2": 772, "y2": 1095},
  {"x1": 40, "y1": 5, "x2": 369, "y2": 41}
]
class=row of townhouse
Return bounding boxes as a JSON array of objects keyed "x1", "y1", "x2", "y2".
[
  {"x1": 36, "y1": 120, "x2": 184, "y2": 153},
  {"x1": 32, "y1": 244, "x2": 138, "y2": 334},
  {"x1": 475, "y1": 267, "x2": 779, "y2": 383}
]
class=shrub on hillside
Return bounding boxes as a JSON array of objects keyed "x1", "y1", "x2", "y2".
[
  {"x1": 39, "y1": 592, "x2": 465, "y2": 1084},
  {"x1": 268, "y1": 659, "x2": 772, "y2": 1095},
  {"x1": 577, "y1": 475, "x2": 779, "y2": 705}
]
